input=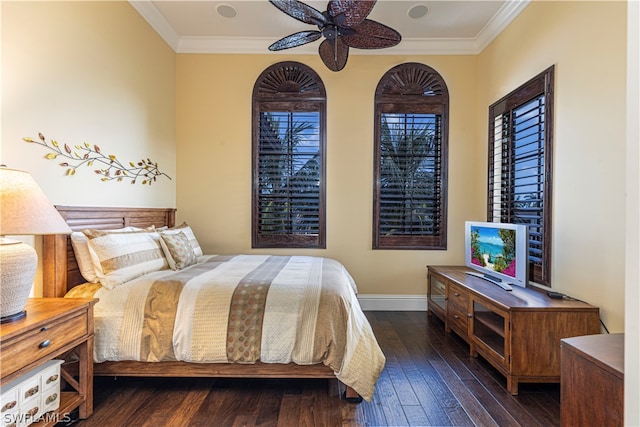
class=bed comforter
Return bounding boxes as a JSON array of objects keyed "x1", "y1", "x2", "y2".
[{"x1": 74, "y1": 254, "x2": 385, "y2": 401}]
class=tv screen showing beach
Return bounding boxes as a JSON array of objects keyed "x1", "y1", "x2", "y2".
[{"x1": 469, "y1": 226, "x2": 517, "y2": 278}]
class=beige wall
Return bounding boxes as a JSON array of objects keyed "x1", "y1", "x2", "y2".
[
  {"x1": 478, "y1": 0, "x2": 627, "y2": 333},
  {"x1": 1, "y1": 1, "x2": 176, "y2": 207},
  {"x1": 176, "y1": 53, "x2": 482, "y2": 297},
  {"x1": 1, "y1": 1, "x2": 177, "y2": 294}
]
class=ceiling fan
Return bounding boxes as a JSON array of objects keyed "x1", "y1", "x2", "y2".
[{"x1": 268, "y1": 0, "x2": 402, "y2": 72}]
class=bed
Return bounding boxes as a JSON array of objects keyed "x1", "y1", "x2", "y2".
[{"x1": 42, "y1": 206, "x2": 385, "y2": 402}]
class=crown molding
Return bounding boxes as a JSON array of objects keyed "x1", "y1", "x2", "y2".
[
  {"x1": 129, "y1": 1, "x2": 180, "y2": 51},
  {"x1": 176, "y1": 36, "x2": 482, "y2": 55},
  {"x1": 131, "y1": 0, "x2": 531, "y2": 56},
  {"x1": 475, "y1": 0, "x2": 531, "y2": 52}
]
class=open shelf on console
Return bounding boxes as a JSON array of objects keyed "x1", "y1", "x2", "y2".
[{"x1": 474, "y1": 310, "x2": 505, "y2": 338}]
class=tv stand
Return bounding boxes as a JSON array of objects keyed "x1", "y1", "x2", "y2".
[
  {"x1": 465, "y1": 271, "x2": 513, "y2": 291},
  {"x1": 427, "y1": 265, "x2": 600, "y2": 394}
]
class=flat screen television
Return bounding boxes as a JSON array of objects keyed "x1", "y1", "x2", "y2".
[{"x1": 464, "y1": 221, "x2": 529, "y2": 289}]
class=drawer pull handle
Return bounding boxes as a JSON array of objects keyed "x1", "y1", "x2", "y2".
[
  {"x1": 46, "y1": 393, "x2": 58, "y2": 405},
  {"x1": 453, "y1": 314, "x2": 459, "y2": 319},
  {"x1": 2, "y1": 401, "x2": 17, "y2": 412},
  {"x1": 25, "y1": 386, "x2": 39, "y2": 398},
  {"x1": 46, "y1": 374, "x2": 59, "y2": 384},
  {"x1": 26, "y1": 407, "x2": 39, "y2": 417},
  {"x1": 454, "y1": 292, "x2": 460, "y2": 297},
  {"x1": 467, "y1": 313, "x2": 473, "y2": 318},
  {"x1": 39, "y1": 339, "x2": 51, "y2": 348},
  {"x1": 40, "y1": 326, "x2": 49, "y2": 332}
]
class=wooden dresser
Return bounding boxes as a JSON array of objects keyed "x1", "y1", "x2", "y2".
[
  {"x1": 427, "y1": 265, "x2": 601, "y2": 394},
  {"x1": 1, "y1": 298, "x2": 96, "y2": 425},
  {"x1": 561, "y1": 333, "x2": 624, "y2": 427}
]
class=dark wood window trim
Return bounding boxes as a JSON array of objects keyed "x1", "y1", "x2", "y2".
[
  {"x1": 252, "y1": 62, "x2": 326, "y2": 248},
  {"x1": 373, "y1": 63, "x2": 449, "y2": 250},
  {"x1": 488, "y1": 65, "x2": 554, "y2": 286}
]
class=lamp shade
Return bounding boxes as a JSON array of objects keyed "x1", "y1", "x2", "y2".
[
  {"x1": 1, "y1": 167, "x2": 71, "y2": 323},
  {"x1": 0, "y1": 167, "x2": 71, "y2": 235}
]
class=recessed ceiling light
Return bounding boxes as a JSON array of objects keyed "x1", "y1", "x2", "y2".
[
  {"x1": 216, "y1": 4, "x2": 237, "y2": 19},
  {"x1": 408, "y1": 4, "x2": 429, "y2": 19}
]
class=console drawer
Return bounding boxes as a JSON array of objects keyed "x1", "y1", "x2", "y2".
[
  {"x1": 0, "y1": 313, "x2": 87, "y2": 378},
  {"x1": 448, "y1": 304, "x2": 469, "y2": 334},
  {"x1": 447, "y1": 283, "x2": 469, "y2": 308},
  {"x1": 447, "y1": 284, "x2": 470, "y2": 335}
]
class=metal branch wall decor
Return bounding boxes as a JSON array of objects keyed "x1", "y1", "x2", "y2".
[{"x1": 23, "y1": 133, "x2": 171, "y2": 185}]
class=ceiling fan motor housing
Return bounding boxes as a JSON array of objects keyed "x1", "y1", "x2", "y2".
[{"x1": 322, "y1": 25, "x2": 338, "y2": 40}]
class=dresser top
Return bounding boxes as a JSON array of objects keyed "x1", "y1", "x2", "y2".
[
  {"x1": 0, "y1": 298, "x2": 96, "y2": 342},
  {"x1": 561, "y1": 333, "x2": 624, "y2": 377}
]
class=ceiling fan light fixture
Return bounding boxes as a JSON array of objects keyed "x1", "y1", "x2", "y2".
[
  {"x1": 408, "y1": 4, "x2": 429, "y2": 19},
  {"x1": 216, "y1": 3, "x2": 238, "y2": 19}
]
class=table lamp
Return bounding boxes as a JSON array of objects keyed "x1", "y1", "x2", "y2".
[{"x1": 0, "y1": 167, "x2": 72, "y2": 323}]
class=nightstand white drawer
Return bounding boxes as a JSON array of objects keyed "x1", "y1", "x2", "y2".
[
  {"x1": 41, "y1": 389, "x2": 59, "y2": 414},
  {"x1": 1, "y1": 386, "x2": 19, "y2": 427},
  {"x1": 0, "y1": 360, "x2": 62, "y2": 427},
  {"x1": 0, "y1": 386, "x2": 18, "y2": 413},
  {"x1": 16, "y1": 399, "x2": 40, "y2": 427},
  {"x1": 17, "y1": 377, "x2": 39, "y2": 406},
  {"x1": 40, "y1": 364, "x2": 60, "y2": 392}
]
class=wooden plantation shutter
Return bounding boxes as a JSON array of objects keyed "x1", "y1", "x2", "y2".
[
  {"x1": 488, "y1": 66, "x2": 554, "y2": 286},
  {"x1": 373, "y1": 63, "x2": 449, "y2": 249},
  {"x1": 252, "y1": 62, "x2": 326, "y2": 248},
  {"x1": 378, "y1": 113, "x2": 443, "y2": 236}
]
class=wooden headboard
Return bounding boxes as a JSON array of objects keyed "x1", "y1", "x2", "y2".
[{"x1": 42, "y1": 206, "x2": 176, "y2": 298}]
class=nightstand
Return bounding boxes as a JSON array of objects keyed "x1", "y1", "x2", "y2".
[{"x1": 1, "y1": 298, "x2": 96, "y2": 426}]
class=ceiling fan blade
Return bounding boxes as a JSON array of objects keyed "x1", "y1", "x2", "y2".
[
  {"x1": 269, "y1": 0, "x2": 328, "y2": 27},
  {"x1": 327, "y1": 0, "x2": 376, "y2": 27},
  {"x1": 319, "y1": 38, "x2": 349, "y2": 71},
  {"x1": 342, "y1": 19, "x2": 402, "y2": 49},
  {"x1": 268, "y1": 31, "x2": 322, "y2": 51}
]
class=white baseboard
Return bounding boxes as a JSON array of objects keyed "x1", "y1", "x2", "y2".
[{"x1": 357, "y1": 294, "x2": 428, "y2": 311}]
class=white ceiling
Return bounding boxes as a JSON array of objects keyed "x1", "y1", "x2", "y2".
[{"x1": 130, "y1": 0, "x2": 531, "y2": 55}]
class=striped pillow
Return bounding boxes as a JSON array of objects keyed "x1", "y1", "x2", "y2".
[
  {"x1": 83, "y1": 229, "x2": 168, "y2": 289},
  {"x1": 71, "y1": 227, "x2": 136, "y2": 283}
]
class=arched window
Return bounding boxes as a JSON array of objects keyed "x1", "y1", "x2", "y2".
[
  {"x1": 252, "y1": 62, "x2": 326, "y2": 248},
  {"x1": 373, "y1": 63, "x2": 449, "y2": 249}
]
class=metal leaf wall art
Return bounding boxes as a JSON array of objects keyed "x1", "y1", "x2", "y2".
[{"x1": 23, "y1": 133, "x2": 172, "y2": 185}]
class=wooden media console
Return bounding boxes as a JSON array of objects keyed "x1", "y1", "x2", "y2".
[{"x1": 426, "y1": 265, "x2": 600, "y2": 394}]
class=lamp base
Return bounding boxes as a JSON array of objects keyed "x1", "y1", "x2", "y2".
[
  {"x1": 0, "y1": 238, "x2": 37, "y2": 322},
  {"x1": 0, "y1": 310, "x2": 26, "y2": 323}
]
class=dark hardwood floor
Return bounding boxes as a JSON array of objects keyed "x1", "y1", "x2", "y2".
[{"x1": 71, "y1": 311, "x2": 560, "y2": 426}]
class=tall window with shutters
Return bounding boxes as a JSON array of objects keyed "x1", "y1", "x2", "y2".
[
  {"x1": 252, "y1": 62, "x2": 326, "y2": 248},
  {"x1": 488, "y1": 66, "x2": 554, "y2": 286},
  {"x1": 373, "y1": 63, "x2": 449, "y2": 249}
]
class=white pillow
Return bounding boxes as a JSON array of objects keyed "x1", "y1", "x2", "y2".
[
  {"x1": 83, "y1": 228, "x2": 168, "y2": 289},
  {"x1": 162, "y1": 222, "x2": 203, "y2": 257},
  {"x1": 71, "y1": 227, "x2": 136, "y2": 283}
]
